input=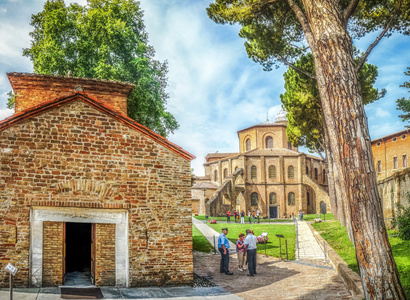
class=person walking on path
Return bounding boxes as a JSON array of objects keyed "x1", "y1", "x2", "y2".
[
  {"x1": 233, "y1": 211, "x2": 238, "y2": 223},
  {"x1": 240, "y1": 210, "x2": 245, "y2": 224},
  {"x1": 248, "y1": 211, "x2": 252, "y2": 223},
  {"x1": 244, "y1": 229, "x2": 258, "y2": 277},
  {"x1": 299, "y1": 210, "x2": 304, "y2": 221},
  {"x1": 218, "y1": 228, "x2": 233, "y2": 275},
  {"x1": 256, "y1": 209, "x2": 260, "y2": 223},
  {"x1": 227, "y1": 210, "x2": 231, "y2": 223},
  {"x1": 252, "y1": 211, "x2": 256, "y2": 224},
  {"x1": 236, "y1": 233, "x2": 246, "y2": 271}
]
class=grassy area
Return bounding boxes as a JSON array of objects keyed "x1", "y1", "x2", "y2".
[
  {"x1": 193, "y1": 214, "x2": 292, "y2": 223},
  {"x1": 192, "y1": 225, "x2": 215, "y2": 253},
  {"x1": 312, "y1": 220, "x2": 410, "y2": 298},
  {"x1": 208, "y1": 223, "x2": 296, "y2": 260},
  {"x1": 303, "y1": 213, "x2": 335, "y2": 222}
]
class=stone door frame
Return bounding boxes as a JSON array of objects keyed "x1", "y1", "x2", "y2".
[{"x1": 29, "y1": 207, "x2": 129, "y2": 287}]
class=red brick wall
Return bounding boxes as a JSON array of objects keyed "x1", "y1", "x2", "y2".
[
  {"x1": 95, "y1": 224, "x2": 116, "y2": 286},
  {"x1": 7, "y1": 73, "x2": 133, "y2": 115},
  {"x1": 42, "y1": 222, "x2": 64, "y2": 286},
  {"x1": 0, "y1": 100, "x2": 193, "y2": 287}
]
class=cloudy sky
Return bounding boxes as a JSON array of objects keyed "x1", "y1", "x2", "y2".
[{"x1": 0, "y1": 0, "x2": 409, "y2": 175}]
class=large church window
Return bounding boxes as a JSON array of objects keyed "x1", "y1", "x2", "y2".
[
  {"x1": 265, "y1": 136, "x2": 273, "y2": 149},
  {"x1": 251, "y1": 192, "x2": 258, "y2": 206},
  {"x1": 269, "y1": 192, "x2": 277, "y2": 204},
  {"x1": 223, "y1": 168, "x2": 228, "y2": 179},
  {"x1": 288, "y1": 192, "x2": 295, "y2": 206},
  {"x1": 288, "y1": 166, "x2": 294, "y2": 179},
  {"x1": 251, "y1": 165, "x2": 257, "y2": 179},
  {"x1": 214, "y1": 170, "x2": 218, "y2": 181},
  {"x1": 246, "y1": 138, "x2": 251, "y2": 151},
  {"x1": 268, "y1": 165, "x2": 276, "y2": 179}
]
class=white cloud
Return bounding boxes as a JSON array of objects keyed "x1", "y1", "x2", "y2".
[{"x1": 0, "y1": 108, "x2": 13, "y2": 121}]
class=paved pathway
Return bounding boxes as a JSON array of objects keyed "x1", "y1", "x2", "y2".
[
  {"x1": 193, "y1": 218, "x2": 352, "y2": 299},
  {"x1": 296, "y1": 220, "x2": 326, "y2": 260},
  {"x1": 192, "y1": 217, "x2": 236, "y2": 251}
]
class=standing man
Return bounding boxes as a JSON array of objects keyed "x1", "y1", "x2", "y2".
[
  {"x1": 218, "y1": 228, "x2": 233, "y2": 275},
  {"x1": 240, "y1": 210, "x2": 245, "y2": 224},
  {"x1": 244, "y1": 229, "x2": 258, "y2": 277},
  {"x1": 256, "y1": 209, "x2": 260, "y2": 223},
  {"x1": 226, "y1": 210, "x2": 231, "y2": 223}
]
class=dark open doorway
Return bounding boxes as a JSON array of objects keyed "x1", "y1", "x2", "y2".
[{"x1": 65, "y1": 222, "x2": 92, "y2": 284}]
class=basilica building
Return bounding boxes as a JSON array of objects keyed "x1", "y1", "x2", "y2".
[{"x1": 195, "y1": 110, "x2": 330, "y2": 218}]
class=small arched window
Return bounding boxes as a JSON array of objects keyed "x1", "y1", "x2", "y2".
[
  {"x1": 268, "y1": 165, "x2": 276, "y2": 179},
  {"x1": 246, "y1": 138, "x2": 251, "y2": 151},
  {"x1": 269, "y1": 192, "x2": 277, "y2": 205},
  {"x1": 307, "y1": 192, "x2": 310, "y2": 205},
  {"x1": 223, "y1": 168, "x2": 228, "y2": 179},
  {"x1": 251, "y1": 192, "x2": 258, "y2": 206},
  {"x1": 314, "y1": 168, "x2": 318, "y2": 180},
  {"x1": 323, "y1": 169, "x2": 326, "y2": 183},
  {"x1": 288, "y1": 192, "x2": 295, "y2": 206},
  {"x1": 214, "y1": 170, "x2": 218, "y2": 182},
  {"x1": 288, "y1": 165, "x2": 294, "y2": 179},
  {"x1": 265, "y1": 136, "x2": 273, "y2": 149},
  {"x1": 251, "y1": 165, "x2": 257, "y2": 179},
  {"x1": 306, "y1": 166, "x2": 309, "y2": 175}
]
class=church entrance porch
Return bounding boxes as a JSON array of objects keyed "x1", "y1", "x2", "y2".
[{"x1": 30, "y1": 207, "x2": 128, "y2": 287}]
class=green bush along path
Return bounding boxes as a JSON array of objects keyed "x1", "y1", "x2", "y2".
[
  {"x1": 192, "y1": 225, "x2": 215, "y2": 253},
  {"x1": 312, "y1": 220, "x2": 410, "y2": 298}
]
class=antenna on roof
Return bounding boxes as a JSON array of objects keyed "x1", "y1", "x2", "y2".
[{"x1": 266, "y1": 111, "x2": 269, "y2": 122}]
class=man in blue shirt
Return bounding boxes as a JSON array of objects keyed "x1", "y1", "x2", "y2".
[{"x1": 218, "y1": 228, "x2": 233, "y2": 275}]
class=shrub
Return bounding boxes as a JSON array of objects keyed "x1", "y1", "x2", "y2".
[{"x1": 395, "y1": 193, "x2": 410, "y2": 240}]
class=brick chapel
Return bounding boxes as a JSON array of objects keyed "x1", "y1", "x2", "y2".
[
  {"x1": 0, "y1": 73, "x2": 195, "y2": 287},
  {"x1": 196, "y1": 110, "x2": 331, "y2": 218}
]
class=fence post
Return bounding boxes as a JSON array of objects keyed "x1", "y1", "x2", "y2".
[
  {"x1": 285, "y1": 239, "x2": 289, "y2": 261},
  {"x1": 213, "y1": 235, "x2": 217, "y2": 254}
]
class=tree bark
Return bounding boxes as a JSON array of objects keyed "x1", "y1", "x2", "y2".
[{"x1": 300, "y1": 0, "x2": 405, "y2": 298}]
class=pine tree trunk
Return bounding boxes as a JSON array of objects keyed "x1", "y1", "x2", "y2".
[
  {"x1": 301, "y1": 0, "x2": 405, "y2": 298},
  {"x1": 323, "y1": 126, "x2": 339, "y2": 221}
]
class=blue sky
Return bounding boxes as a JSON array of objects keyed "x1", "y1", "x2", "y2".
[{"x1": 0, "y1": 0, "x2": 409, "y2": 175}]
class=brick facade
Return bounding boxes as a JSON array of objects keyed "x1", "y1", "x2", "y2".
[
  {"x1": 371, "y1": 129, "x2": 409, "y2": 181},
  {"x1": 0, "y1": 73, "x2": 194, "y2": 287},
  {"x1": 42, "y1": 222, "x2": 64, "y2": 286},
  {"x1": 202, "y1": 118, "x2": 329, "y2": 218}
]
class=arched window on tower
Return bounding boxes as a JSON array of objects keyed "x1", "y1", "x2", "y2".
[
  {"x1": 251, "y1": 192, "x2": 258, "y2": 206},
  {"x1": 246, "y1": 138, "x2": 251, "y2": 151},
  {"x1": 214, "y1": 170, "x2": 218, "y2": 182},
  {"x1": 251, "y1": 165, "x2": 257, "y2": 179},
  {"x1": 314, "y1": 168, "x2": 318, "y2": 180},
  {"x1": 269, "y1": 192, "x2": 277, "y2": 205},
  {"x1": 288, "y1": 192, "x2": 295, "y2": 206},
  {"x1": 223, "y1": 168, "x2": 228, "y2": 179},
  {"x1": 268, "y1": 165, "x2": 276, "y2": 179},
  {"x1": 288, "y1": 165, "x2": 294, "y2": 179},
  {"x1": 265, "y1": 136, "x2": 273, "y2": 149}
]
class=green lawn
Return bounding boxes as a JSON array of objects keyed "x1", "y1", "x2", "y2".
[
  {"x1": 193, "y1": 214, "x2": 293, "y2": 223},
  {"x1": 303, "y1": 213, "x2": 335, "y2": 222},
  {"x1": 208, "y1": 223, "x2": 296, "y2": 260},
  {"x1": 192, "y1": 225, "x2": 215, "y2": 253},
  {"x1": 312, "y1": 220, "x2": 410, "y2": 298}
]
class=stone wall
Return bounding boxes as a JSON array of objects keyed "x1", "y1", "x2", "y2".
[
  {"x1": 0, "y1": 99, "x2": 193, "y2": 287},
  {"x1": 42, "y1": 222, "x2": 64, "y2": 287},
  {"x1": 95, "y1": 223, "x2": 116, "y2": 286},
  {"x1": 378, "y1": 168, "x2": 410, "y2": 218}
]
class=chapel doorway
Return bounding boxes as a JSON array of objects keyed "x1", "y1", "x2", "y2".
[
  {"x1": 269, "y1": 206, "x2": 278, "y2": 218},
  {"x1": 64, "y1": 222, "x2": 94, "y2": 285}
]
